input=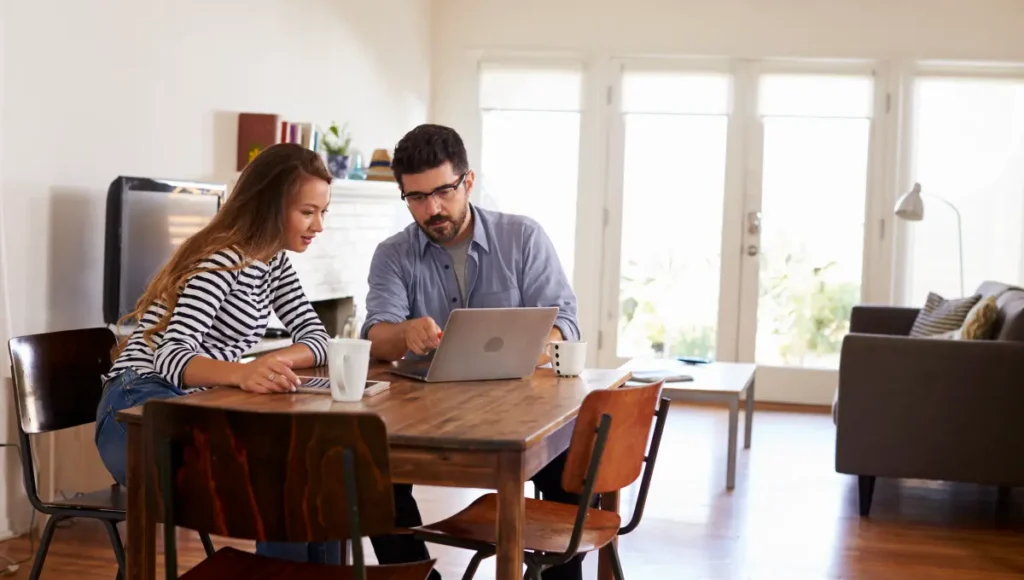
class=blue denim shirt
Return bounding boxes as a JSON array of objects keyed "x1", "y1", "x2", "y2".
[{"x1": 360, "y1": 205, "x2": 580, "y2": 346}]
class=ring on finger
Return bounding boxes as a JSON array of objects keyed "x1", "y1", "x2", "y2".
[{"x1": 268, "y1": 372, "x2": 277, "y2": 382}]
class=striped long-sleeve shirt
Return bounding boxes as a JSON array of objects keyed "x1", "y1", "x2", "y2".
[{"x1": 107, "y1": 248, "x2": 329, "y2": 390}]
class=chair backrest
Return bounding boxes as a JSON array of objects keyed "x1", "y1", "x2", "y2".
[
  {"x1": 8, "y1": 327, "x2": 117, "y2": 435},
  {"x1": 144, "y1": 399, "x2": 396, "y2": 544},
  {"x1": 561, "y1": 381, "x2": 663, "y2": 495}
]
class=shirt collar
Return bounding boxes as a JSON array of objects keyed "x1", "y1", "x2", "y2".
[{"x1": 417, "y1": 204, "x2": 490, "y2": 255}]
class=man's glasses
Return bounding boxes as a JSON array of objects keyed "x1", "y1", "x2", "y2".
[{"x1": 401, "y1": 172, "x2": 468, "y2": 206}]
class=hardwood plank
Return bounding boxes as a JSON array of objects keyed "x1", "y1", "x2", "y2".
[
  {"x1": 116, "y1": 365, "x2": 630, "y2": 452},
  {"x1": 8, "y1": 403, "x2": 1024, "y2": 579}
]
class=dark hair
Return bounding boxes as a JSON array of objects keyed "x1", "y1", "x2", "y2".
[{"x1": 390, "y1": 124, "x2": 469, "y2": 188}]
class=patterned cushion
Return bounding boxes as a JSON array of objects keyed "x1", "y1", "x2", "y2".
[
  {"x1": 909, "y1": 292, "x2": 982, "y2": 338},
  {"x1": 958, "y1": 295, "x2": 999, "y2": 339}
]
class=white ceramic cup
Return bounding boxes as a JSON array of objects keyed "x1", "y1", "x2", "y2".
[
  {"x1": 545, "y1": 340, "x2": 587, "y2": 377},
  {"x1": 327, "y1": 338, "x2": 372, "y2": 402}
]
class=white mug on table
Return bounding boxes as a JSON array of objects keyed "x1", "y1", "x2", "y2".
[
  {"x1": 545, "y1": 340, "x2": 587, "y2": 377},
  {"x1": 327, "y1": 338, "x2": 371, "y2": 402}
]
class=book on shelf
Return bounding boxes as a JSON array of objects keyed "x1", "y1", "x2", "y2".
[{"x1": 237, "y1": 112, "x2": 322, "y2": 170}]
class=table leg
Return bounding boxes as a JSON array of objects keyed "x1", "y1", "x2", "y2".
[
  {"x1": 727, "y1": 397, "x2": 739, "y2": 490},
  {"x1": 496, "y1": 452, "x2": 525, "y2": 580},
  {"x1": 597, "y1": 490, "x2": 620, "y2": 580},
  {"x1": 126, "y1": 422, "x2": 156, "y2": 580},
  {"x1": 744, "y1": 378, "x2": 755, "y2": 449}
]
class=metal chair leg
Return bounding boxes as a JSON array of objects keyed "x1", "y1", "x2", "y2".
[
  {"x1": 199, "y1": 532, "x2": 216, "y2": 557},
  {"x1": 461, "y1": 551, "x2": 491, "y2": 580},
  {"x1": 28, "y1": 515, "x2": 63, "y2": 580},
  {"x1": 608, "y1": 544, "x2": 626, "y2": 580},
  {"x1": 101, "y1": 519, "x2": 127, "y2": 580}
]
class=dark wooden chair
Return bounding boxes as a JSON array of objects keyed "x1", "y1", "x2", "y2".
[
  {"x1": 145, "y1": 399, "x2": 437, "y2": 580},
  {"x1": 7, "y1": 327, "x2": 216, "y2": 580},
  {"x1": 412, "y1": 381, "x2": 670, "y2": 580}
]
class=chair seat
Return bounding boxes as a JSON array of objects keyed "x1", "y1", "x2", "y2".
[
  {"x1": 46, "y1": 484, "x2": 127, "y2": 515},
  {"x1": 414, "y1": 493, "x2": 621, "y2": 554},
  {"x1": 181, "y1": 547, "x2": 436, "y2": 580}
]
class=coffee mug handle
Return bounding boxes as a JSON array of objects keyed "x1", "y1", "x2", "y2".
[{"x1": 544, "y1": 342, "x2": 554, "y2": 358}]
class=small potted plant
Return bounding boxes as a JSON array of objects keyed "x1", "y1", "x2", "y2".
[{"x1": 322, "y1": 122, "x2": 352, "y2": 179}]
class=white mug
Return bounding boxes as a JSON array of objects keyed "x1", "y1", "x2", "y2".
[
  {"x1": 545, "y1": 341, "x2": 587, "y2": 377},
  {"x1": 327, "y1": 338, "x2": 371, "y2": 402}
]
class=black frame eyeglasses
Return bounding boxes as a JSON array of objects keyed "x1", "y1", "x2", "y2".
[{"x1": 400, "y1": 172, "x2": 468, "y2": 205}]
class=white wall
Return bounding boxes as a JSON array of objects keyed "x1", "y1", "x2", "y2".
[
  {"x1": 0, "y1": 0, "x2": 431, "y2": 538},
  {"x1": 430, "y1": 0, "x2": 1024, "y2": 365},
  {"x1": 0, "y1": 0, "x2": 12, "y2": 541}
]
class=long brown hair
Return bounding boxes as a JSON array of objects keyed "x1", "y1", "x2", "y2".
[{"x1": 112, "y1": 143, "x2": 332, "y2": 359}]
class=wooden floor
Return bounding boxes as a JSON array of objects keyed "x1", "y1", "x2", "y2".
[{"x1": 2, "y1": 402, "x2": 1023, "y2": 579}]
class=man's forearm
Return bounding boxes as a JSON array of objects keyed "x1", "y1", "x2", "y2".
[{"x1": 367, "y1": 321, "x2": 408, "y2": 362}]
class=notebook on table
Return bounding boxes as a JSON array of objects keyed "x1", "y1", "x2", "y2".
[{"x1": 628, "y1": 370, "x2": 693, "y2": 384}]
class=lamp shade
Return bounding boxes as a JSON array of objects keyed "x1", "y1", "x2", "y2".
[{"x1": 894, "y1": 182, "x2": 924, "y2": 220}]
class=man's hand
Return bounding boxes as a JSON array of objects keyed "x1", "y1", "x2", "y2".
[
  {"x1": 235, "y1": 356, "x2": 300, "y2": 394},
  {"x1": 403, "y1": 316, "x2": 443, "y2": 356},
  {"x1": 537, "y1": 326, "x2": 564, "y2": 367}
]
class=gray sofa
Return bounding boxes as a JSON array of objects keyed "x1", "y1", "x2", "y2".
[{"x1": 834, "y1": 281, "x2": 1024, "y2": 516}]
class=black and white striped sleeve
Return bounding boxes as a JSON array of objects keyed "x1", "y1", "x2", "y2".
[
  {"x1": 272, "y1": 253, "x2": 329, "y2": 366},
  {"x1": 153, "y1": 251, "x2": 241, "y2": 387}
]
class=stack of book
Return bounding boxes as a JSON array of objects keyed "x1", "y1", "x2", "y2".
[{"x1": 236, "y1": 112, "x2": 322, "y2": 171}]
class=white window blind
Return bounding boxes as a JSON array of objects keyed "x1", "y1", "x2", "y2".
[
  {"x1": 479, "y1": 64, "x2": 583, "y2": 112},
  {"x1": 478, "y1": 63, "x2": 583, "y2": 282}
]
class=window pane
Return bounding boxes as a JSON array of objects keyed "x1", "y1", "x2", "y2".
[
  {"x1": 480, "y1": 110, "x2": 580, "y2": 281},
  {"x1": 479, "y1": 65, "x2": 582, "y2": 111},
  {"x1": 617, "y1": 113, "x2": 728, "y2": 360},
  {"x1": 756, "y1": 116, "x2": 869, "y2": 369},
  {"x1": 904, "y1": 77, "x2": 1024, "y2": 304},
  {"x1": 621, "y1": 70, "x2": 731, "y2": 115},
  {"x1": 759, "y1": 74, "x2": 874, "y2": 118}
]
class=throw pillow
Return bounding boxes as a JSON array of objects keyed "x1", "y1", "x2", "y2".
[
  {"x1": 909, "y1": 292, "x2": 982, "y2": 338},
  {"x1": 958, "y1": 295, "x2": 999, "y2": 339}
]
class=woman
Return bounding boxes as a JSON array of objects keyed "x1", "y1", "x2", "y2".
[{"x1": 94, "y1": 142, "x2": 340, "y2": 564}]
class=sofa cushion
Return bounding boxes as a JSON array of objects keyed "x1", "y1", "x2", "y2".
[
  {"x1": 909, "y1": 292, "x2": 981, "y2": 337},
  {"x1": 974, "y1": 281, "x2": 1024, "y2": 341}
]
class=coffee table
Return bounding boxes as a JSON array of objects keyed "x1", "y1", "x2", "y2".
[{"x1": 620, "y1": 359, "x2": 756, "y2": 490}]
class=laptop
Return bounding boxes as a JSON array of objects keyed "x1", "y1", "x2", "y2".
[{"x1": 389, "y1": 307, "x2": 559, "y2": 382}]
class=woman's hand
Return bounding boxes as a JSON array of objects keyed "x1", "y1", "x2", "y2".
[{"x1": 235, "y1": 356, "x2": 301, "y2": 394}]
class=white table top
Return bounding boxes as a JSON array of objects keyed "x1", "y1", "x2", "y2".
[{"x1": 619, "y1": 358, "x2": 755, "y2": 394}]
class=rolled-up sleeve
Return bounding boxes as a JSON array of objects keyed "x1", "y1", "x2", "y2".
[
  {"x1": 272, "y1": 253, "x2": 329, "y2": 366},
  {"x1": 360, "y1": 242, "x2": 411, "y2": 339},
  {"x1": 520, "y1": 222, "x2": 581, "y2": 341}
]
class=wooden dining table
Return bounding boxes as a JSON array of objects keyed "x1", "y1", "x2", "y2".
[{"x1": 116, "y1": 362, "x2": 632, "y2": 580}]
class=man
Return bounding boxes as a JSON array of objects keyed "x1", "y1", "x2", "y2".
[{"x1": 360, "y1": 124, "x2": 584, "y2": 580}]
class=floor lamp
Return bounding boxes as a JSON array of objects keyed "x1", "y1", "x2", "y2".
[{"x1": 894, "y1": 182, "x2": 965, "y2": 296}]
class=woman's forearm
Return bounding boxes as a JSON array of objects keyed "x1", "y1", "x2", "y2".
[
  {"x1": 264, "y1": 343, "x2": 318, "y2": 368},
  {"x1": 181, "y1": 357, "x2": 244, "y2": 388}
]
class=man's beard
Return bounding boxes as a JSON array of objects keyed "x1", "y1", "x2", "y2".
[{"x1": 419, "y1": 205, "x2": 469, "y2": 244}]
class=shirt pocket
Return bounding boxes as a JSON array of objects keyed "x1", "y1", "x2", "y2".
[{"x1": 472, "y1": 285, "x2": 522, "y2": 308}]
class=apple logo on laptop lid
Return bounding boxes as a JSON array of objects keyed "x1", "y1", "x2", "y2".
[{"x1": 483, "y1": 336, "x2": 504, "y2": 353}]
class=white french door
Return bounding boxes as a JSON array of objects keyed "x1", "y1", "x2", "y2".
[{"x1": 599, "y1": 59, "x2": 887, "y2": 404}]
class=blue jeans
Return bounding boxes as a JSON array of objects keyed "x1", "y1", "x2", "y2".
[{"x1": 94, "y1": 368, "x2": 341, "y2": 565}]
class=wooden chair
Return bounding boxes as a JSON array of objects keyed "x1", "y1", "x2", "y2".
[
  {"x1": 412, "y1": 381, "x2": 670, "y2": 580},
  {"x1": 145, "y1": 399, "x2": 437, "y2": 580},
  {"x1": 7, "y1": 327, "x2": 215, "y2": 580}
]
